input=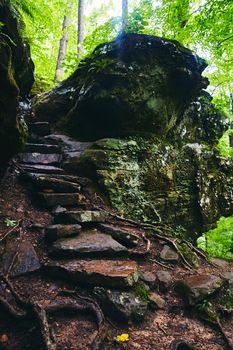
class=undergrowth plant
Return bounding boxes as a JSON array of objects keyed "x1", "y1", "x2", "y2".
[{"x1": 197, "y1": 216, "x2": 233, "y2": 259}]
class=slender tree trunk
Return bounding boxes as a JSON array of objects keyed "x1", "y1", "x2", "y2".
[
  {"x1": 122, "y1": 0, "x2": 128, "y2": 32},
  {"x1": 77, "y1": 0, "x2": 84, "y2": 57},
  {"x1": 54, "y1": 12, "x2": 70, "y2": 82}
]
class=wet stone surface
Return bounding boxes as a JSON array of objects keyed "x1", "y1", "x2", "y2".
[
  {"x1": 94, "y1": 286, "x2": 148, "y2": 323},
  {"x1": 50, "y1": 230, "x2": 128, "y2": 257},
  {"x1": 160, "y1": 245, "x2": 179, "y2": 263},
  {"x1": 44, "y1": 259, "x2": 139, "y2": 288}
]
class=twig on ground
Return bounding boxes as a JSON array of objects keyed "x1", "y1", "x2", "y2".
[
  {"x1": 149, "y1": 259, "x2": 174, "y2": 270},
  {"x1": 0, "y1": 219, "x2": 22, "y2": 243}
]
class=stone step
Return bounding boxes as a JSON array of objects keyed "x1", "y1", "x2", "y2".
[
  {"x1": 50, "y1": 229, "x2": 128, "y2": 257},
  {"x1": 54, "y1": 210, "x2": 108, "y2": 224},
  {"x1": 19, "y1": 164, "x2": 65, "y2": 175},
  {"x1": 99, "y1": 223, "x2": 140, "y2": 247},
  {"x1": 34, "y1": 176, "x2": 81, "y2": 193},
  {"x1": 38, "y1": 192, "x2": 85, "y2": 207},
  {"x1": 18, "y1": 153, "x2": 62, "y2": 165},
  {"x1": 24, "y1": 143, "x2": 61, "y2": 154},
  {"x1": 44, "y1": 259, "x2": 138, "y2": 288},
  {"x1": 44, "y1": 224, "x2": 81, "y2": 242},
  {"x1": 29, "y1": 122, "x2": 51, "y2": 136},
  {"x1": 20, "y1": 172, "x2": 86, "y2": 184}
]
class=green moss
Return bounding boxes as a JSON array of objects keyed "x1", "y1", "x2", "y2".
[{"x1": 133, "y1": 282, "x2": 149, "y2": 302}]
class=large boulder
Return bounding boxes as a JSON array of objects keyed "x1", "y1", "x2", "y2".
[
  {"x1": 33, "y1": 33, "x2": 232, "y2": 238},
  {"x1": 0, "y1": 0, "x2": 34, "y2": 164},
  {"x1": 34, "y1": 33, "x2": 226, "y2": 143}
]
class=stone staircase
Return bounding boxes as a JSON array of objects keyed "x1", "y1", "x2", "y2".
[{"x1": 16, "y1": 121, "x2": 147, "y2": 322}]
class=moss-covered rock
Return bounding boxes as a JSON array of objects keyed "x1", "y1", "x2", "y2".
[
  {"x1": 33, "y1": 34, "x2": 232, "y2": 239},
  {"x1": 0, "y1": 0, "x2": 34, "y2": 164}
]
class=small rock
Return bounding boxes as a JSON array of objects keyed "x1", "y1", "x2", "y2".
[
  {"x1": 52, "y1": 205, "x2": 67, "y2": 214},
  {"x1": 94, "y1": 287, "x2": 148, "y2": 323},
  {"x1": 160, "y1": 245, "x2": 179, "y2": 263},
  {"x1": 139, "y1": 271, "x2": 157, "y2": 289},
  {"x1": 1, "y1": 240, "x2": 41, "y2": 277},
  {"x1": 221, "y1": 272, "x2": 233, "y2": 283},
  {"x1": 148, "y1": 292, "x2": 165, "y2": 310},
  {"x1": 156, "y1": 270, "x2": 173, "y2": 292},
  {"x1": 176, "y1": 274, "x2": 223, "y2": 305},
  {"x1": 54, "y1": 210, "x2": 108, "y2": 224},
  {"x1": 99, "y1": 223, "x2": 140, "y2": 247},
  {"x1": 44, "y1": 224, "x2": 81, "y2": 242},
  {"x1": 211, "y1": 258, "x2": 229, "y2": 267}
]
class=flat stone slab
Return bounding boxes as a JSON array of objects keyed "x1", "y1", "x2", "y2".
[
  {"x1": 54, "y1": 210, "x2": 108, "y2": 224},
  {"x1": 98, "y1": 223, "x2": 140, "y2": 247},
  {"x1": 29, "y1": 122, "x2": 51, "y2": 136},
  {"x1": 94, "y1": 287, "x2": 148, "y2": 323},
  {"x1": 44, "y1": 259, "x2": 138, "y2": 288},
  {"x1": 45, "y1": 224, "x2": 81, "y2": 242},
  {"x1": 39, "y1": 192, "x2": 85, "y2": 207},
  {"x1": 51, "y1": 230, "x2": 128, "y2": 257},
  {"x1": 35, "y1": 176, "x2": 81, "y2": 193},
  {"x1": 160, "y1": 245, "x2": 179, "y2": 263},
  {"x1": 20, "y1": 164, "x2": 64, "y2": 174},
  {"x1": 176, "y1": 274, "x2": 223, "y2": 305},
  {"x1": 1, "y1": 239, "x2": 41, "y2": 277},
  {"x1": 25, "y1": 143, "x2": 61, "y2": 154},
  {"x1": 18, "y1": 153, "x2": 62, "y2": 165}
]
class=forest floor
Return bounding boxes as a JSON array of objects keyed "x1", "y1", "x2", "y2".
[{"x1": 0, "y1": 162, "x2": 232, "y2": 350}]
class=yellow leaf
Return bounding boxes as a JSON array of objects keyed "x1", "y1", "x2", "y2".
[{"x1": 116, "y1": 333, "x2": 129, "y2": 342}]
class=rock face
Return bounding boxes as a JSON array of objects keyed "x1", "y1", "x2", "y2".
[
  {"x1": 33, "y1": 33, "x2": 233, "y2": 237},
  {"x1": 0, "y1": 0, "x2": 34, "y2": 164}
]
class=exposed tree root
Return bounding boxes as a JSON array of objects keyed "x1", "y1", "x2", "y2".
[
  {"x1": 92, "y1": 204, "x2": 210, "y2": 269},
  {"x1": 33, "y1": 303, "x2": 57, "y2": 350},
  {"x1": 149, "y1": 258, "x2": 174, "y2": 270}
]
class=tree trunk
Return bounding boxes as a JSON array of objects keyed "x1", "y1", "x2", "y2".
[
  {"x1": 122, "y1": 0, "x2": 128, "y2": 32},
  {"x1": 54, "y1": 13, "x2": 70, "y2": 82},
  {"x1": 77, "y1": 0, "x2": 84, "y2": 57}
]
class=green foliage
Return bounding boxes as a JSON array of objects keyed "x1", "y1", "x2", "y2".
[
  {"x1": 218, "y1": 129, "x2": 233, "y2": 157},
  {"x1": 133, "y1": 282, "x2": 149, "y2": 302},
  {"x1": 10, "y1": 0, "x2": 233, "y2": 123},
  {"x1": 4, "y1": 218, "x2": 17, "y2": 227},
  {"x1": 197, "y1": 216, "x2": 233, "y2": 259}
]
